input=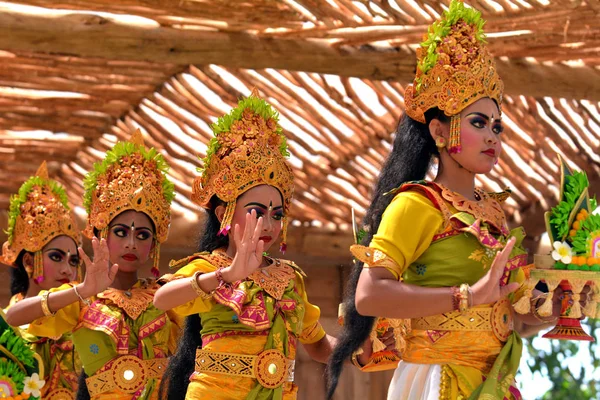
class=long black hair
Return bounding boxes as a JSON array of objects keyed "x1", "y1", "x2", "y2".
[
  {"x1": 325, "y1": 110, "x2": 447, "y2": 398},
  {"x1": 160, "y1": 196, "x2": 228, "y2": 399},
  {"x1": 10, "y1": 251, "x2": 30, "y2": 297}
]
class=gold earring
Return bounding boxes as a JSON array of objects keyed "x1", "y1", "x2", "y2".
[{"x1": 435, "y1": 137, "x2": 446, "y2": 149}]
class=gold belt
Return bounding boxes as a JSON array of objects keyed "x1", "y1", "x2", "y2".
[
  {"x1": 45, "y1": 388, "x2": 75, "y2": 400},
  {"x1": 411, "y1": 298, "x2": 513, "y2": 342},
  {"x1": 86, "y1": 355, "x2": 168, "y2": 396},
  {"x1": 195, "y1": 348, "x2": 295, "y2": 389}
]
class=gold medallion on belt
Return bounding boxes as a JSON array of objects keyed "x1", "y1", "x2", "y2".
[
  {"x1": 86, "y1": 355, "x2": 168, "y2": 396},
  {"x1": 45, "y1": 388, "x2": 75, "y2": 400}
]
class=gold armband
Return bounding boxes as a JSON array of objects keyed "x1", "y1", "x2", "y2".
[
  {"x1": 41, "y1": 291, "x2": 55, "y2": 317},
  {"x1": 190, "y1": 271, "x2": 214, "y2": 300}
]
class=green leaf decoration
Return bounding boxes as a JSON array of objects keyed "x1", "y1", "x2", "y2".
[
  {"x1": 0, "y1": 327, "x2": 37, "y2": 395},
  {"x1": 83, "y1": 140, "x2": 175, "y2": 214},
  {"x1": 572, "y1": 214, "x2": 600, "y2": 255},
  {"x1": 198, "y1": 95, "x2": 289, "y2": 177},
  {"x1": 5, "y1": 177, "x2": 70, "y2": 245},
  {"x1": 415, "y1": 0, "x2": 486, "y2": 86},
  {"x1": 549, "y1": 170, "x2": 590, "y2": 241},
  {"x1": 356, "y1": 228, "x2": 368, "y2": 244}
]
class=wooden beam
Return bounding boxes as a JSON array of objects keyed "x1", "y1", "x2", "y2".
[{"x1": 0, "y1": 8, "x2": 598, "y2": 101}]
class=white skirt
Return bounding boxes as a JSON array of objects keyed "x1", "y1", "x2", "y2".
[{"x1": 387, "y1": 362, "x2": 442, "y2": 400}]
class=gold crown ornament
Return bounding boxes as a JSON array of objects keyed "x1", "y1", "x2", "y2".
[
  {"x1": 192, "y1": 91, "x2": 294, "y2": 252},
  {"x1": 82, "y1": 129, "x2": 175, "y2": 277},
  {"x1": 404, "y1": 0, "x2": 504, "y2": 154},
  {"x1": 1, "y1": 161, "x2": 80, "y2": 283}
]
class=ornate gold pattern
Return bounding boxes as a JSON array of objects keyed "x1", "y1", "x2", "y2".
[
  {"x1": 254, "y1": 349, "x2": 289, "y2": 389},
  {"x1": 97, "y1": 279, "x2": 157, "y2": 319},
  {"x1": 438, "y1": 184, "x2": 507, "y2": 233},
  {"x1": 349, "y1": 245, "x2": 401, "y2": 272},
  {"x1": 195, "y1": 348, "x2": 294, "y2": 388},
  {"x1": 86, "y1": 355, "x2": 167, "y2": 396},
  {"x1": 404, "y1": 8, "x2": 503, "y2": 124},
  {"x1": 45, "y1": 388, "x2": 75, "y2": 400},
  {"x1": 191, "y1": 93, "x2": 294, "y2": 250},
  {"x1": 1, "y1": 162, "x2": 79, "y2": 276},
  {"x1": 83, "y1": 129, "x2": 172, "y2": 244},
  {"x1": 248, "y1": 259, "x2": 296, "y2": 300},
  {"x1": 411, "y1": 302, "x2": 512, "y2": 342}
]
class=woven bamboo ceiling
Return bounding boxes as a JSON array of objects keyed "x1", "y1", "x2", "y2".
[{"x1": 0, "y1": 0, "x2": 599, "y2": 240}]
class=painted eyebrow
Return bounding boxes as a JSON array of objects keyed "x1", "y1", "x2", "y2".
[
  {"x1": 44, "y1": 248, "x2": 66, "y2": 256},
  {"x1": 109, "y1": 223, "x2": 152, "y2": 231},
  {"x1": 466, "y1": 112, "x2": 502, "y2": 123},
  {"x1": 244, "y1": 202, "x2": 283, "y2": 210}
]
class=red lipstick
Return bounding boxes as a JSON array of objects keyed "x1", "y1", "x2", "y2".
[
  {"x1": 58, "y1": 279, "x2": 70, "y2": 284},
  {"x1": 259, "y1": 236, "x2": 272, "y2": 243},
  {"x1": 122, "y1": 253, "x2": 138, "y2": 262}
]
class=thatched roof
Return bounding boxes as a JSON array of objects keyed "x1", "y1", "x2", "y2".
[{"x1": 0, "y1": 0, "x2": 599, "y2": 244}]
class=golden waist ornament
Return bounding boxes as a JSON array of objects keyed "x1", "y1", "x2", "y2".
[
  {"x1": 86, "y1": 355, "x2": 168, "y2": 396},
  {"x1": 411, "y1": 299, "x2": 513, "y2": 342},
  {"x1": 45, "y1": 388, "x2": 75, "y2": 400},
  {"x1": 195, "y1": 348, "x2": 295, "y2": 389}
]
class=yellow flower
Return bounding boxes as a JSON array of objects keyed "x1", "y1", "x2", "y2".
[{"x1": 23, "y1": 373, "x2": 45, "y2": 398}]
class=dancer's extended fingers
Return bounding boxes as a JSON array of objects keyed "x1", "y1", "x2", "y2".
[
  {"x1": 251, "y1": 216, "x2": 264, "y2": 244},
  {"x1": 108, "y1": 263, "x2": 119, "y2": 281},
  {"x1": 255, "y1": 239, "x2": 265, "y2": 258},
  {"x1": 243, "y1": 210, "x2": 255, "y2": 242},
  {"x1": 499, "y1": 282, "x2": 520, "y2": 297},
  {"x1": 490, "y1": 237, "x2": 516, "y2": 280},
  {"x1": 233, "y1": 223, "x2": 243, "y2": 247},
  {"x1": 78, "y1": 247, "x2": 93, "y2": 268}
]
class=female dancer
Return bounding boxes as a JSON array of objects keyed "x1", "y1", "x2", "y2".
[
  {"x1": 2, "y1": 161, "x2": 81, "y2": 399},
  {"x1": 154, "y1": 93, "x2": 384, "y2": 399},
  {"x1": 7, "y1": 131, "x2": 180, "y2": 399},
  {"x1": 326, "y1": 1, "x2": 560, "y2": 398}
]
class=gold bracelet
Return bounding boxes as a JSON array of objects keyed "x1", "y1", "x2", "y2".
[
  {"x1": 40, "y1": 291, "x2": 55, "y2": 317},
  {"x1": 190, "y1": 271, "x2": 214, "y2": 300},
  {"x1": 459, "y1": 284, "x2": 471, "y2": 313},
  {"x1": 73, "y1": 285, "x2": 91, "y2": 306},
  {"x1": 351, "y1": 349, "x2": 364, "y2": 369}
]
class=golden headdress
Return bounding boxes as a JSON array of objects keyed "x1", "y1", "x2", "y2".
[
  {"x1": 83, "y1": 129, "x2": 174, "y2": 276},
  {"x1": 1, "y1": 161, "x2": 80, "y2": 283},
  {"x1": 404, "y1": 0, "x2": 503, "y2": 153},
  {"x1": 192, "y1": 91, "x2": 294, "y2": 252}
]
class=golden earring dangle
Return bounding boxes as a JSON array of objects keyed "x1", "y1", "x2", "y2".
[
  {"x1": 448, "y1": 114, "x2": 462, "y2": 154},
  {"x1": 33, "y1": 251, "x2": 44, "y2": 284},
  {"x1": 151, "y1": 240, "x2": 160, "y2": 278}
]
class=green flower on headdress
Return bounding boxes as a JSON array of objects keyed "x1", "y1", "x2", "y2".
[
  {"x1": 416, "y1": 0, "x2": 486, "y2": 89},
  {"x1": 5, "y1": 177, "x2": 69, "y2": 245},
  {"x1": 199, "y1": 95, "x2": 290, "y2": 177},
  {"x1": 83, "y1": 140, "x2": 175, "y2": 214}
]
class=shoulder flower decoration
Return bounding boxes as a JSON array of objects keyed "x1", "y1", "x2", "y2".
[
  {"x1": 552, "y1": 241, "x2": 573, "y2": 264},
  {"x1": 23, "y1": 373, "x2": 45, "y2": 398}
]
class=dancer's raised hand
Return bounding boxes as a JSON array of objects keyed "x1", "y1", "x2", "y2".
[
  {"x1": 79, "y1": 237, "x2": 119, "y2": 298},
  {"x1": 223, "y1": 210, "x2": 265, "y2": 282},
  {"x1": 471, "y1": 237, "x2": 520, "y2": 305}
]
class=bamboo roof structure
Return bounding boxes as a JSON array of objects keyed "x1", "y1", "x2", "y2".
[{"x1": 0, "y1": 0, "x2": 599, "y2": 243}]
